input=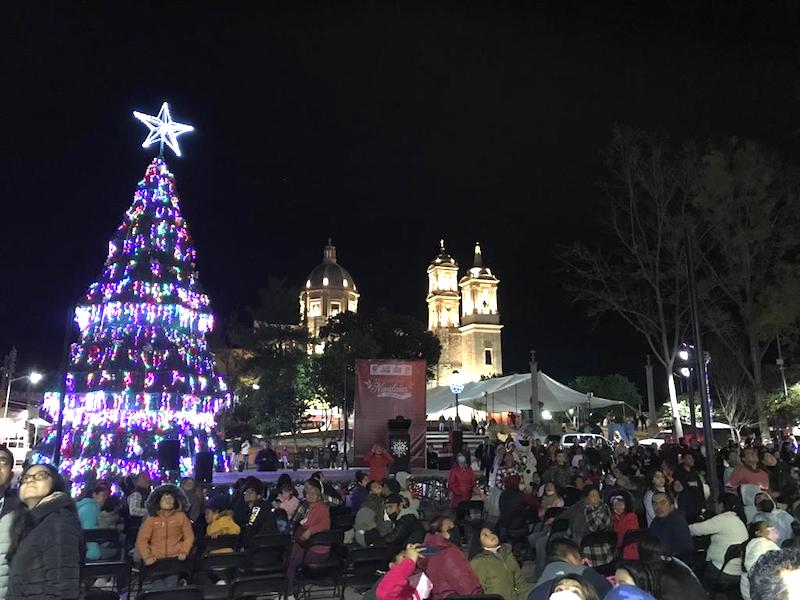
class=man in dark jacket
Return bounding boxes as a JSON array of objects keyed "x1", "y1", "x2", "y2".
[
  {"x1": 255, "y1": 442, "x2": 277, "y2": 472},
  {"x1": 672, "y1": 453, "x2": 705, "y2": 522},
  {"x1": 365, "y1": 494, "x2": 425, "y2": 559},
  {"x1": 240, "y1": 479, "x2": 278, "y2": 549},
  {"x1": 648, "y1": 491, "x2": 693, "y2": 555}
]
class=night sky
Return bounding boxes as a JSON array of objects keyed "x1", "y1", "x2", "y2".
[{"x1": 2, "y1": 2, "x2": 799, "y2": 400}]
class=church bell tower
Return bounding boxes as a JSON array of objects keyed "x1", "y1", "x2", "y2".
[{"x1": 426, "y1": 240, "x2": 463, "y2": 386}]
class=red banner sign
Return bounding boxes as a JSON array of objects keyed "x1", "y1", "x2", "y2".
[{"x1": 353, "y1": 359, "x2": 426, "y2": 469}]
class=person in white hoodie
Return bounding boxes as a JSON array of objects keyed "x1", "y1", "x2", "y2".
[
  {"x1": 749, "y1": 490, "x2": 797, "y2": 546},
  {"x1": 741, "y1": 520, "x2": 780, "y2": 600},
  {"x1": 688, "y1": 493, "x2": 748, "y2": 584}
]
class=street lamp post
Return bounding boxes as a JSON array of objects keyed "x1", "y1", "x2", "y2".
[
  {"x1": 3, "y1": 372, "x2": 42, "y2": 419},
  {"x1": 679, "y1": 345, "x2": 697, "y2": 438},
  {"x1": 449, "y1": 370, "x2": 465, "y2": 455}
]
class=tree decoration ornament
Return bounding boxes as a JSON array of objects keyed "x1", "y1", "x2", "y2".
[
  {"x1": 35, "y1": 155, "x2": 230, "y2": 488},
  {"x1": 133, "y1": 102, "x2": 194, "y2": 157}
]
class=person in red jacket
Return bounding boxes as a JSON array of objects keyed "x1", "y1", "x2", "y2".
[
  {"x1": 366, "y1": 443, "x2": 394, "y2": 483},
  {"x1": 447, "y1": 453, "x2": 476, "y2": 508},
  {"x1": 376, "y1": 543, "x2": 433, "y2": 600},
  {"x1": 421, "y1": 516, "x2": 482, "y2": 599},
  {"x1": 610, "y1": 494, "x2": 639, "y2": 560}
]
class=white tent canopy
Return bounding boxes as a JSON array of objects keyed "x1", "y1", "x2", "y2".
[{"x1": 426, "y1": 372, "x2": 622, "y2": 419}]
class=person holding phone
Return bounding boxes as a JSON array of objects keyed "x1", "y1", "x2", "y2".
[{"x1": 376, "y1": 543, "x2": 434, "y2": 600}]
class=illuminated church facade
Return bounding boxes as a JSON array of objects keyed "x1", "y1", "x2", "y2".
[{"x1": 426, "y1": 241, "x2": 503, "y2": 387}]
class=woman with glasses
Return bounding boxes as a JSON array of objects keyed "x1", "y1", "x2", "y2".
[{"x1": 6, "y1": 463, "x2": 83, "y2": 600}]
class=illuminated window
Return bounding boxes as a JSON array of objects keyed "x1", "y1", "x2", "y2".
[
  {"x1": 331, "y1": 303, "x2": 341, "y2": 317},
  {"x1": 306, "y1": 280, "x2": 311, "y2": 288},
  {"x1": 310, "y1": 301, "x2": 321, "y2": 317},
  {"x1": 322, "y1": 277, "x2": 329, "y2": 286},
  {"x1": 484, "y1": 349, "x2": 493, "y2": 366},
  {"x1": 343, "y1": 279, "x2": 349, "y2": 288}
]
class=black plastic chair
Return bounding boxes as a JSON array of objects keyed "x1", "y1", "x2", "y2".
[
  {"x1": 137, "y1": 558, "x2": 194, "y2": 596},
  {"x1": 616, "y1": 529, "x2": 649, "y2": 559},
  {"x1": 248, "y1": 533, "x2": 290, "y2": 575},
  {"x1": 203, "y1": 534, "x2": 241, "y2": 554},
  {"x1": 83, "y1": 560, "x2": 131, "y2": 596},
  {"x1": 196, "y1": 552, "x2": 248, "y2": 599},
  {"x1": 580, "y1": 531, "x2": 617, "y2": 575},
  {"x1": 85, "y1": 591, "x2": 120, "y2": 600},
  {"x1": 706, "y1": 542, "x2": 746, "y2": 594},
  {"x1": 140, "y1": 586, "x2": 203, "y2": 600},
  {"x1": 297, "y1": 530, "x2": 346, "y2": 600},
  {"x1": 231, "y1": 574, "x2": 286, "y2": 599},
  {"x1": 331, "y1": 511, "x2": 355, "y2": 532},
  {"x1": 84, "y1": 529, "x2": 125, "y2": 561},
  {"x1": 340, "y1": 545, "x2": 389, "y2": 597}
]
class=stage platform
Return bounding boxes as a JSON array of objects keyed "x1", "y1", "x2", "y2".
[{"x1": 211, "y1": 468, "x2": 447, "y2": 486}]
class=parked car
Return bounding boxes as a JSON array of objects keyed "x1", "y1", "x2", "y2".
[
  {"x1": 640, "y1": 422, "x2": 734, "y2": 447},
  {"x1": 545, "y1": 432, "x2": 613, "y2": 449}
]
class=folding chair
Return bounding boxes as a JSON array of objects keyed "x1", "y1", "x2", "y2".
[
  {"x1": 296, "y1": 530, "x2": 345, "y2": 600},
  {"x1": 196, "y1": 552, "x2": 248, "y2": 599},
  {"x1": 84, "y1": 529, "x2": 126, "y2": 561},
  {"x1": 330, "y1": 511, "x2": 355, "y2": 533},
  {"x1": 137, "y1": 557, "x2": 194, "y2": 596},
  {"x1": 616, "y1": 529, "x2": 649, "y2": 560},
  {"x1": 706, "y1": 541, "x2": 746, "y2": 595},
  {"x1": 248, "y1": 533, "x2": 290, "y2": 575},
  {"x1": 140, "y1": 586, "x2": 203, "y2": 600},
  {"x1": 340, "y1": 545, "x2": 388, "y2": 598},
  {"x1": 231, "y1": 574, "x2": 286, "y2": 599},
  {"x1": 202, "y1": 534, "x2": 242, "y2": 555},
  {"x1": 83, "y1": 560, "x2": 131, "y2": 597}
]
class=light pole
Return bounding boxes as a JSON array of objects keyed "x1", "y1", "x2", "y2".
[
  {"x1": 3, "y1": 372, "x2": 42, "y2": 419},
  {"x1": 678, "y1": 344, "x2": 697, "y2": 438},
  {"x1": 449, "y1": 370, "x2": 465, "y2": 455},
  {"x1": 449, "y1": 369, "x2": 464, "y2": 421}
]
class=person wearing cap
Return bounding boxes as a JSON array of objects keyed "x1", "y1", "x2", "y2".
[
  {"x1": 365, "y1": 493, "x2": 425, "y2": 560},
  {"x1": 204, "y1": 496, "x2": 241, "y2": 554},
  {"x1": 0, "y1": 445, "x2": 19, "y2": 599},
  {"x1": 240, "y1": 478, "x2": 278, "y2": 549}
]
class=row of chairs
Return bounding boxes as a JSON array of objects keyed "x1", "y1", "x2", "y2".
[{"x1": 84, "y1": 528, "x2": 389, "y2": 600}]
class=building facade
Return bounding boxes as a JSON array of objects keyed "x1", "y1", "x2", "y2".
[
  {"x1": 427, "y1": 240, "x2": 503, "y2": 386},
  {"x1": 300, "y1": 240, "x2": 360, "y2": 353}
]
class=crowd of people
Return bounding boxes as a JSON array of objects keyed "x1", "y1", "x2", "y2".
[{"x1": 4, "y1": 430, "x2": 800, "y2": 599}]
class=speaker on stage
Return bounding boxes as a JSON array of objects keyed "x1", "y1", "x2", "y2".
[
  {"x1": 194, "y1": 451, "x2": 213, "y2": 485},
  {"x1": 157, "y1": 440, "x2": 180, "y2": 472},
  {"x1": 449, "y1": 429, "x2": 463, "y2": 457},
  {"x1": 388, "y1": 416, "x2": 412, "y2": 473}
]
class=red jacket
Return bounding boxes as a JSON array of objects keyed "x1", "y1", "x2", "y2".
[
  {"x1": 447, "y1": 465, "x2": 476, "y2": 508},
  {"x1": 376, "y1": 558, "x2": 417, "y2": 600},
  {"x1": 422, "y1": 533, "x2": 482, "y2": 599},
  {"x1": 611, "y1": 511, "x2": 639, "y2": 560},
  {"x1": 366, "y1": 451, "x2": 394, "y2": 482}
]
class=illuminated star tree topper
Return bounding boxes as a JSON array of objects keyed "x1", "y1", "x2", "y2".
[{"x1": 133, "y1": 102, "x2": 194, "y2": 157}]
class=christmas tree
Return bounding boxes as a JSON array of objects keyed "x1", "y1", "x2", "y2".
[{"x1": 36, "y1": 107, "x2": 230, "y2": 487}]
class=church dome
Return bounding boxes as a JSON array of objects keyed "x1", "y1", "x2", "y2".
[{"x1": 305, "y1": 241, "x2": 357, "y2": 291}]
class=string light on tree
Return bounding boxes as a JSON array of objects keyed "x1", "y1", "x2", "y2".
[{"x1": 35, "y1": 103, "x2": 229, "y2": 487}]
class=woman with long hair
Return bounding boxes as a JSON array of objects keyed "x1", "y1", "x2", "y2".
[
  {"x1": 469, "y1": 523, "x2": 524, "y2": 600},
  {"x1": 6, "y1": 463, "x2": 84, "y2": 600}
]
